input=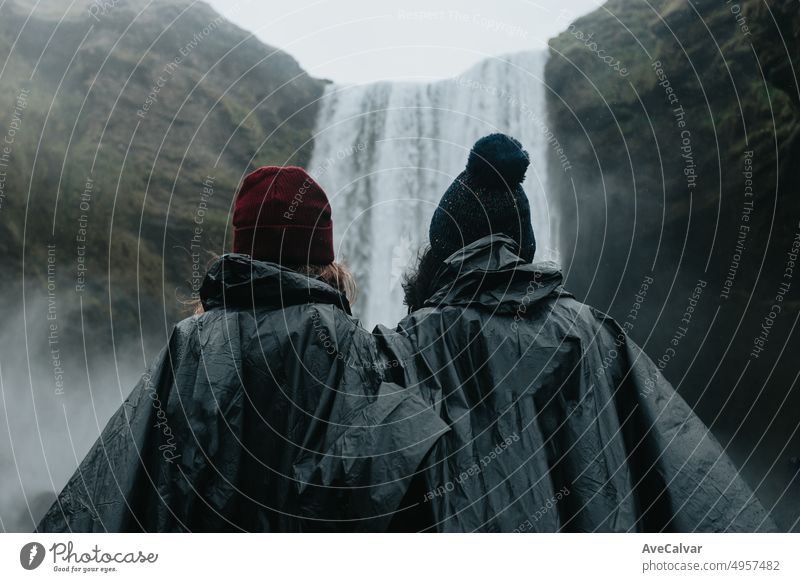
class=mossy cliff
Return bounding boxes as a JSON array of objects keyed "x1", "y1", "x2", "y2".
[
  {"x1": 0, "y1": 0, "x2": 326, "y2": 345},
  {"x1": 0, "y1": 0, "x2": 327, "y2": 531},
  {"x1": 546, "y1": 0, "x2": 800, "y2": 529}
]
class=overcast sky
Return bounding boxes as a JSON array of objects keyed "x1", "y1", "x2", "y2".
[{"x1": 206, "y1": 0, "x2": 603, "y2": 83}]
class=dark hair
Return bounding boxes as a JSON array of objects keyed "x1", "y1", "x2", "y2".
[{"x1": 402, "y1": 246, "x2": 444, "y2": 313}]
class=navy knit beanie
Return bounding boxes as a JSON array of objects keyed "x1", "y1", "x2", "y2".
[{"x1": 429, "y1": 133, "x2": 536, "y2": 262}]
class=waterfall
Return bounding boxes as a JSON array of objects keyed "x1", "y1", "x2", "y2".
[{"x1": 308, "y1": 51, "x2": 555, "y2": 329}]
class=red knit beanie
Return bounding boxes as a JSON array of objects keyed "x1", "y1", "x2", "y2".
[{"x1": 232, "y1": 166, "x2": 334, "y2": 265}]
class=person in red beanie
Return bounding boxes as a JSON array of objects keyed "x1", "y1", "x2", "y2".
[
  {"x1": 230, "y1": 165, "x2": 355, "y2": 302},
  {"x1": 39, "y1": 166, "x2": 447, "y2": 533}
]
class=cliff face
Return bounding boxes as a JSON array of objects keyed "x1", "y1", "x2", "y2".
[
  {"x1": 0, "y1": 0, "x2": 326, "y2": 337},
  {"x1": 546, "y1": 0, "x2": 800, "y2": 529},
  {"x1": 0, "y1": 0, "x2": 327, "y2": 531}
]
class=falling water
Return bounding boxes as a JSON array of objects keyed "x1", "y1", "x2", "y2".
[{"x1": 309, "y1": 50, "x2": 555, "y2": 329}]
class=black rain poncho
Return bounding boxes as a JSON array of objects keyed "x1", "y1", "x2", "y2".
[
  {"x1": 38, "y1": 254, "x2": 447, "y2": 532},
  {"x1": 377, "y1": 235, "x2": 777, "y2": 532}
]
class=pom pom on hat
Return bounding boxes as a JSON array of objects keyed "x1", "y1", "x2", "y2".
[{"x1": 466, "y1": 133, "x2": 530, "y2": 188}]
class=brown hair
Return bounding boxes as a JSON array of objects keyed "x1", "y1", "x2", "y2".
[
  {"x1": 292, "y1": 262, "x2": 358, "y2": 306},
  {"x1": 190, "y1": 261, "x2": 357, "y2": 315}
]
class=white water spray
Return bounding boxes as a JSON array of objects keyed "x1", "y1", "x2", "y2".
[{"x1": 309, "y1": 51, "x2": 556, "y2": 328}]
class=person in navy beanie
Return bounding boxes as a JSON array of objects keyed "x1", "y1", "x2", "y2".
[
  {"x1": 382, "y1": 136, "x2": 777, "y2": 533},
  {"x1": 404, "y1": 133, "x2": 536, "y2": 311},
  {"x1": 428, "y1": 133, "x2": 535, "y2": 263}
]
